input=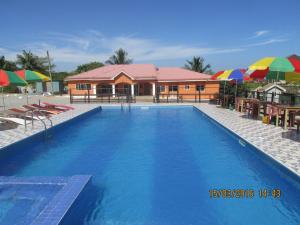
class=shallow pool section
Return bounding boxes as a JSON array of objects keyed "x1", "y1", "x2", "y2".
[
  {"x1": 0, "y1": 176, "x2": 91, "y2": 225},
  {"x1": 0, "y1": 106, "x2": 300, "y2": 225}
]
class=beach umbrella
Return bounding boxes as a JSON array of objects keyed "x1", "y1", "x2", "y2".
[
  {"x1": 0, "y1": 70, "x2": 28, "y2": 86},
  {"x1": 15, "y1": 70, "x2": 50, "y2": 104},
  {"x1": 249, "y1": 57, "x2": 295, "y2": 81},
  {"x1": 211, "y1": 71, "x2": 224, "y2": 80},
  {"x1": 249, "y1": 57, "x2": 300, "y2": 81},
  {"x1": 0, "y1": 70, "x2": 27, "y2": 110},
  {"x1": 212, "y1": 69, "x2": 249, "y2": 105},
  {"x1": 15, "y1": 70, "x2": 50, "y2": 82}
]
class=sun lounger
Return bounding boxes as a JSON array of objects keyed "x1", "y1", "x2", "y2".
[
  {"x1": 33, "y1": 103, "x2": 68, "y2": 112},
  {"x1": 8, "y1": 108, "x2": 47, "y2": 120},
  {"x1": 42, "y1": 102, "x2": 74, "y2": 110},
  {"x1": 0, "y1": 117, "x2": 31, "y2": 126},
  {"x1": 31, "y1": 103, "x2": 66, "y2": 112},
  {"x1": 23, "y1": 105, "x2": 61, "y2": 115}
]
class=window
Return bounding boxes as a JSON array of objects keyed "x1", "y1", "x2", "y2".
[
  {"x1": 159, "y1": 85, "x2": 165, "y2": 92},
  {"x1": 76, "y1": 83, "x2": 91, "y2": 90},
  {"x1": 169, "y1": 85, "x2": 178, "y2": 92},
  {"x1": 196, "y1": 85, "x2": 205, "y2": 92},
  {"x1": 184, "y1": 85, "x2": 190, "y2": 90}
]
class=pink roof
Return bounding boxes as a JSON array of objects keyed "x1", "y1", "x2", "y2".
[
  {"x1": 65, "y1": 64, "x2": 212, "y2": 82},
  {"x1": 66, "y1": 64, "x2": 157, "y2": 81},
  {"x1": 157, "y1": 67, "x2": 211, "y2": 81}
]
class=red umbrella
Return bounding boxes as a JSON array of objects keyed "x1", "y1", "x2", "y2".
[
  {"x1": 249, "y1": 68, "x2": 269, "y2": 80},
  {"x1": 211, "y1": 71, "x2": 224, "y2": 80},
  {"x1": 288, "y1": 56, "x2": 300, "y2": 73}
]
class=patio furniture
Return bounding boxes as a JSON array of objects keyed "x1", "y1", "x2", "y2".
[
  {"x1": 9, "y1": 108, "x2": 47, "y2": 120},
  {"x1": 23, "y1": 105, "x2": 60, "y2": 115},
  {"x1": 42, "y1": 102, "x2": 74, "y2": 110},
  {"x1": 296, "y1": 115, "x2": 300, "y2": 133},
  {"x1": 271, "y1": 105, "x2": 300, "y2": 129}
]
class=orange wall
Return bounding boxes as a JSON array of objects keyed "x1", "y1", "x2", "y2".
[
  {"x1": 158, "y1": 81, "x2": 219, "y2": 99},
  {"x1": 68, "y1": 80, "x2": 220, "y2": 99}
]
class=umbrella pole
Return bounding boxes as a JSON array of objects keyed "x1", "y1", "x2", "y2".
[
  {"x1": 235, "y1": 79, "x2": 238, "y2": 100},
  {"x1": 223, "y1": 81, "x2": 226, "y2": 107},
  {"x1": 1, "y1": 87, "x2": 4, "y2": 111}
]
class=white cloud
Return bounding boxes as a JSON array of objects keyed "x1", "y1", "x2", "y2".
[
  {"x1": 0, "y1": 30, "x2": 288, "y2": 71},
  {"x1": 246, "y1": 38, "x2": 288, "y2": 47},
  {"x1": 0, "y1": 31, "x2": 245, "y2": 70},
  {"x1": 250, "y1": 30, "x2": 270, "y2": 39}
]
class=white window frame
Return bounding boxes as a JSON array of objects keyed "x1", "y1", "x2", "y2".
[{"x1": 184, "y1": 85, "x2": 190, "y2": 91}]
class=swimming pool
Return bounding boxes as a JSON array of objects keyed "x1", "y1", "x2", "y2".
[{"x1": 0, "y1": 106, "x2": 299, "y2": 225}]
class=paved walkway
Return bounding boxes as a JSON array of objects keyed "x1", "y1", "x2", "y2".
[{"x1": 194, "y1": 103, "x2": 300, "y2": 176}]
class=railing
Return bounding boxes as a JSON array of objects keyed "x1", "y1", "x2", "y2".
[
  {"x1": 153, "y1": 92, "x2": 218, "y2": 103},
  {"x1": 69, "y1": 89, "x2": 136, "y2": 104}
]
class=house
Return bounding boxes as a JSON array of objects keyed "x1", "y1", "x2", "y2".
[
  {"x1": 65, "y1": 64, "x2": 220, "y2": 100},
  {"x1": 254, "y1": 83, "x2": 286, "y2": 103}
]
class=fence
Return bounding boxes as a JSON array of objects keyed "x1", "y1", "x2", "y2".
[
  {"x1": 153, "y1": 85, "x2": 219, "y2": 103},
  {"x1": 69, "y1": 89, "x2": 136, "y2": 104}
]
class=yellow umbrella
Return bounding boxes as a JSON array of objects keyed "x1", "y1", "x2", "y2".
[{"x1": 249, "y1": 57, "x2": 275, "y2": 70}]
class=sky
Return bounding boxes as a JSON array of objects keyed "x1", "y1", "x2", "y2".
[{"x1": 1, "y1": 0, "x2": 300, "y2": 72}]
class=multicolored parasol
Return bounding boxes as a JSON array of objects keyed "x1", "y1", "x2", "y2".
[
  {"x1": 248, "y1": 57, "x2": 299, "y2": 81},
  {"x1": 15, "y1": 70, "x2": 50, "y2": 82},
  {"x1": 0, "y1": 70, "x2": 28, "y2": 87}
]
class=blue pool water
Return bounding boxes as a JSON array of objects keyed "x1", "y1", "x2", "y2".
[{"x1": 0, "y1": 106, "x2": 299, "y2": 225}]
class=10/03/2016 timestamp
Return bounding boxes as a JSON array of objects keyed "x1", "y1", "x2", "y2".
[{"x1": 209, "y1": 189, "x2": 281, "y2": 199}]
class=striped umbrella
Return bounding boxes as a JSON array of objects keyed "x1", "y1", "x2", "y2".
[
  {"x1": 212, "y1": 69, "x2": 249, "y2": 103},
  {"x1": 212, "y1": 69, "x2": 250, "y2": 82},
  {"x1": 0, "y1": 70, "x2": 28, "y2": 86},
  {"x1": 249, "y1": 57, "x2": 298, "y2": 81},
  {"x1": 15, "y1": 70, "x2": 50, "y2": 82},
  {"x1": 0, "y1": 70, "x2": 27, "y2": 110}
]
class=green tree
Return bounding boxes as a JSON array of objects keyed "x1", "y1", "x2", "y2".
[
  {"x1": 184, "y1": 56, "x2": 211, "y2": 73},
  {"x1": 16, "y1": 50, "x2": 50, "y2": 73},
  {"x1": 75, "y1": 61, "x2": 104, "y2": 73},
  {"x1": 52, "y1": 72, "x2": 71, "y2": 81},
  {"x1": 105, "y1": 48, "x2": 133, "y2": 65},
  {"x1": 0, "y1": 56, "x2": 18, "y2": 71}
]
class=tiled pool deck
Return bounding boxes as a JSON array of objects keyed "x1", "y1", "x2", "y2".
[{"x1": 194, "y1": 103, "x2": 300, "y2": 177}]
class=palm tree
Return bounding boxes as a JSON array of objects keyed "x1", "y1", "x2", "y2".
[
  {"x1": 184, "y1": 56, "x2": 211, "y2": 73},
  {"x1": 16, "y1": 50, "x2": 49, "y2": 73},
  {"x1": 105, "y1": 48, "x2": 133, "y2": 65},
  {"x1": 0, "y1": 56, "x2": 17, "y2": 70}
]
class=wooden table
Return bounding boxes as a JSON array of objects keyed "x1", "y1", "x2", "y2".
[{"x1": 272, "y1": 105, "x2": 300, "y2": 129}]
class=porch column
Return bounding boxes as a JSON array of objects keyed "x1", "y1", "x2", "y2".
[
  {"x1": 131, "y1": 84, "x2": 135, "y2": 96},
  {"x1": 112, "y1": 84, "x2": 116, "y2": 97},
  {"x1": 152, "y1": 83, "x2": 156, "y2": 96}
]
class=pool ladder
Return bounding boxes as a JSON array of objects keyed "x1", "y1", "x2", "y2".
[
  {"x1": 121, "y1": 101, "x2": 131, "y2": 111},
  {"x1": 34, "y1": 109, "x2": 53, "y2": 139}
]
